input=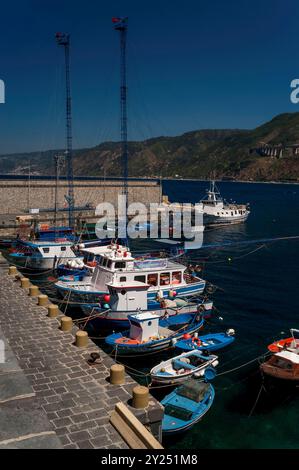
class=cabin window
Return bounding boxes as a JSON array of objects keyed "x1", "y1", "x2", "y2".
[
  {"x1": 120, "y1": 276, "x2": 126, "y2": 282},
  {"x1": 160, "y1": 272, "x2": 170, "y2": 286},
  {"x1": 115, "y1": 261, "x2": 126, "y2": 269},
  {"x1": 135, "y1": 275, "x2": 146, "y2": 283},
  {"x1": 121, "y1": 290, "x2": 126, "y2": 296},
  {"x1": 148, "y1": 321, "x2": 152, "y2": 326},
  {"x1": 107, "y1": 260, "x2": 112, "y2": 268},
  {"x1": 61, "y1": 246, "x2": 66, "y2": 252},
  {"x1": 42, "y1": 247, "x2": 50, "y2": 253},
  {"x1": 148, "y1": 273, "x2": 158, "y2": 286},
  {"x1": 231, "y1": 212, "x2": 233, "y2": 216},
  {"x1": 172, "y1": 271, "x2": 182, "y2": 284}
]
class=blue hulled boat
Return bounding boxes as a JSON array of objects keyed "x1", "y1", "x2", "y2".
[
  {"x1": 175, "y1": 330, "x2": 235, "y2": 353},
  {"x1": 161, "y1": 379, "x2": 215, "y2": 435},
  {"x1": 105, "y1": 311, "x2": 204, "y2": 355}
]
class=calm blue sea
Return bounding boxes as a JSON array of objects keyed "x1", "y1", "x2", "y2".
[{"x1": 160, "y1": 180, "x2": 299, "y2": 449}]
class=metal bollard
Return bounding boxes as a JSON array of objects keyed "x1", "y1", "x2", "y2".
[
  {"x1": 8, "y1": 266, "x2": 17, "y2": 276},
  {"x1": 48, "y1": 304, "x2": 59, "y2": 318},
  {"x1": 60, "y1": 316, "x2": 73, "y2": 332},
  {"x1": 132, "y1": 385, "x2": 149, "y2": 409},
  {"x1": 75, "y1": 330, "x2": 88, "y2": 348},
  {"x1": 38, "y1": 294, "x2": 48, "y2": 307},
  {"x1": 21, "y1": 278, "x2": 30, "y2": 289},
  {"x1": 29, "y1": 285, "x2": 39, "y2": 297},
  {"x1": 110, "y1": 364, "x2": 125, "y2": 385}
]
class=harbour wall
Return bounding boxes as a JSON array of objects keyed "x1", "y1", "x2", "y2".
[{"x1": 0, "y1": 178, "x2": 162, "y2": 214}]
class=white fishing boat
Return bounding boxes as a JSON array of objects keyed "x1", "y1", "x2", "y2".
[
  {"x1": 55, "y1": 242, "x2": 206, "y2": 304},
  {"x1": 81, "y1": 276, "x2": 208, "y2": 329},
  {"x1": 9, "y1": 239, "x2": 78, "y2": 270},
  {"x1": 197, "y1": 181, "x2": 250, "y2": 226},
  {"x1": 150, "y1": 349, "x2": 219, "y2": 385}
]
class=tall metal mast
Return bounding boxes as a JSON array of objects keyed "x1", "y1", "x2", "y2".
[
  {"x1": 55, "y1": 32, "x2": 75, "y2": 229},
  {"x1": 113, "y1": 17, "x2": 128, "y2": 242},
  {"x1": 53, "y1": 154, "x2": 64, "y2": 228}
]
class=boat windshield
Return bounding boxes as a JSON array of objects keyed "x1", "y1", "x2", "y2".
[{"x1": 164, "y1": 404, "x2": 193, "y2": 421}]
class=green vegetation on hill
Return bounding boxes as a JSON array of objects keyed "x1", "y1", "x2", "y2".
[{"x1": 1, "y1": 112, "x2": 299, "y2": 181}]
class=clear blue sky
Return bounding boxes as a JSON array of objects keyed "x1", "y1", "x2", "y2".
[{"x1": 1, "y1": 0, "x2": 299, "y2": 153}]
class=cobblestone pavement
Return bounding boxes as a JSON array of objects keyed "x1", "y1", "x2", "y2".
[{"x1": 0, "y1": 261, "x2": 139, "y2": 448}]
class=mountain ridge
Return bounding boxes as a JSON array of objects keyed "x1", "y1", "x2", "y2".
[{"x1": 1, "y1": 112, "x2": 299, "y2": 181}]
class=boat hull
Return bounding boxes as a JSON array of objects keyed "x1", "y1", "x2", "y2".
[
  {"x1": 105, "y1": 314, "x2": 204, "y2": 355},
  {"x1": 260, "y1": 363, "x2": 299, "y2": 381},
  {"x1": 161, "y1": 383, "x2": 215, "y2": 435},
  {"x1": 80, "y1": 298, "x2": 210, "y2": 330},
  {"x1": 55, "y1": 278, "x2": 206, "y2": 305},
  {"x1": 175, "y1": 333, "x2": 235, "y2": 352},
  {"x1": 204, "y1": 213, "x2": 249, "y2": 227}
]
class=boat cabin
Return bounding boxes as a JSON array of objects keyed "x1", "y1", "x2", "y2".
[
  {"x1": 127, "y1": 312, "x2": 160, "y2": 343},
  {"x1": 91, "y1": 243, "x2": 190, "y2": 293},
  {"x1": 107, "y1": 280, "x2": 150, "y2": 312},
  {"x1": 261, "y1": 350, "x2": 299, "y2": 380},
  {"x1": 14, "y1": 239, "x2": 76, "y2": 259}
]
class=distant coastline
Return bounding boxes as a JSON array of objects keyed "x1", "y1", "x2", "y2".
[{"x1": 0, "y1": 174, "x2": 299, "y2": 185}]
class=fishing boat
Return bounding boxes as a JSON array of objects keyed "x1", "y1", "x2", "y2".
[
  {"x1": 197, "y1": 180, "x2": 250, "y2": 227},
  {"x1": 175, "y1": 329, "x2": 235, "y2": 353},
  {"x1": 105, "y1": 311, "x2": 204, "y2": 354},
  {"x1": 267, "y1": 329, "x2": 299, "y2": 353},
  {"x1": 150, "y1": 350, "x2": 218, "y2": 385},
  {"x1": 161, "y1": 378, "x2": 215, "y2": 435},
  {"x1": 56, "y1": 241, "x2": 116, "y2": 280},
  {"x1": 80, "y1": 274, "x2": 210, "y2": 329},
  {"x1": 9, "y1": 239, "x2": 79, "y2": 270},
  {"x1": 55, "y1": 243, "x2": 206, "y2": 304},
  {"x1": 260, "y1": 350, "x2": 299, "y2": 381}
]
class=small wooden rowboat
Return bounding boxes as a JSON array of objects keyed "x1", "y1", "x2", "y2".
[
  {"x1": 268, "y1": 330, "x2": 299, "y2": 353},
  {"x1": 150, "y1": 350, "x2": 218, "y2": 385},
  {"x1": 161, "y1": 379, "x2": 215, "y2": 435}
]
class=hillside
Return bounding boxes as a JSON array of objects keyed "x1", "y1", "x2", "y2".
[{"x1": 2, "y1": 112, "x2": 299, "y2": 181}]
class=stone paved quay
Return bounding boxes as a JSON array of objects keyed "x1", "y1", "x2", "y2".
[{"x1": 0, "y1": 256, "x2": 163, "y2": 449}]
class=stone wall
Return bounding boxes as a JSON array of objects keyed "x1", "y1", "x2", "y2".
[{"x1": 0, "y1": 179, "x2": 162, "y2": 215}]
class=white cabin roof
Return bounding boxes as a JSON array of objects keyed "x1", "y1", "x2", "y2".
[
  {"x1": 129, "y1": 312, "x2": 160, "y2": 322},
  {"x1": 80, "y1": 245, "x2": 117, "y2": 255},
  {"x1": 276, "y1": 350, "x2": 299, "y2": 364},
  {"x1": 107, "y1": 280, "x2": 150, "y2": 290}
]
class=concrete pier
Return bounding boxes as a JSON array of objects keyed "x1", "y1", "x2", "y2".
[{"x1": 0, "y1": 256, "x2": 163, "y2": 449}]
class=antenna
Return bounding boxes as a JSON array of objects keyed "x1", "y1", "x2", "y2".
[
  {"x1": 113, "y1": 17, "x2": 128, "y2": 243},
  {"x1": 55, "y1": 32, "x2": 75, "y2": 229}
]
